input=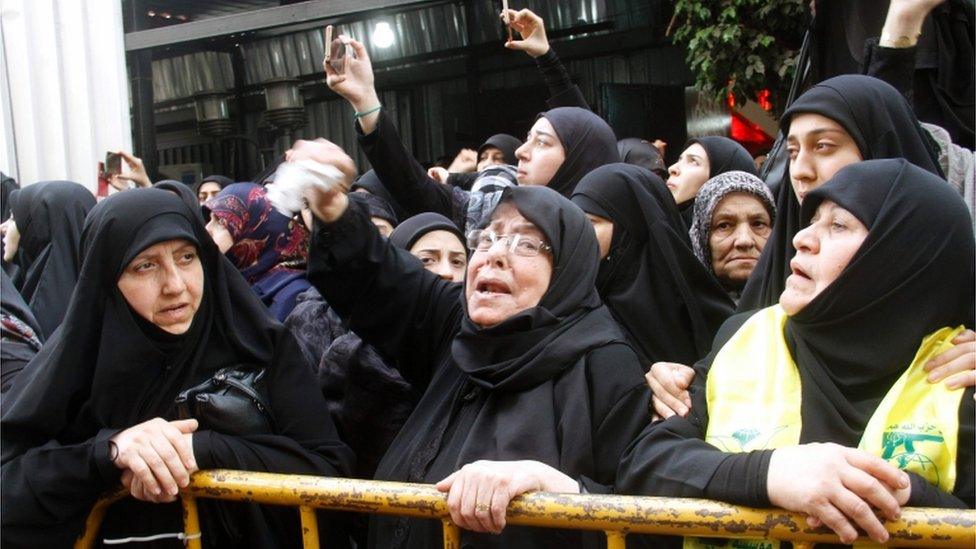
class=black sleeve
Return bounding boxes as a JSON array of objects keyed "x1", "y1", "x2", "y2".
[
  {"x1": 536, "y1": 48, "x2": 589, "y2": 110},
  {"x1": 0, "y1": 428, "x2": 122, "y2": 545},
  {"x1": 447, "y1": 172, "x2": 480, "y2": 191},
  {"x1": 192, "y1": 333, "x2": 355, "y2": 477},
  {"x1": 306, "y1": 198, "x2": 463, "y2": 389},
  {"x1": 861, "y1": 38, "x2": 916, "y2": 104},
  {"x1": 357, "y1": 110, "x2": 465, "y2": 222}
]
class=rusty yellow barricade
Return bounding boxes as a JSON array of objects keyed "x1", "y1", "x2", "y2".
[{"x1": 76, "y1": 469, "x2": 975, "y2": 549}]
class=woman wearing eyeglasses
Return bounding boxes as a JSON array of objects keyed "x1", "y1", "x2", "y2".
[{"x1": 302, "y1": 142, "x2": 651, "y2": 548}]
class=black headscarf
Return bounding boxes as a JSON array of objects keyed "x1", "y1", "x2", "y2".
[
  {"x1": 1, "y1": 188, "x2": 279, "y2": 445},
  {"x1": 352, "y1": 169, "x2": 408, "y2": 221},
  {"x1": 738, "y1": 74, "x2": 945, "y2": 311},
  {"x1": 195, "y1": 174, "x2": 233, "y2": 194},
  {"x1": 478, "y1": 134, "x2": 522, "y2": 166},
  {"x1": 572, "y1": 164, "x2": 735, "y2": 365},
  {"x1": 451, "y1": 186, "x2": 621, "y2": 390},
  {"x1": 389, "y1": 212, "x2": 463, "y2": 252},
  {"x1": 617, "y1": 138, "x2": 667, "y2": 178},
  {"x1": 688, "y1": 136, "x2": 758, "y2": 179},
  {"x1": 8, "y1": 181, "x2": 95, "y2": 339},
  {"x1": 538, "y1": 107, "x2": 619, "y2": 197},
  {"x1": 784, "y1": 158, "x2": 973, "y2": 444}
]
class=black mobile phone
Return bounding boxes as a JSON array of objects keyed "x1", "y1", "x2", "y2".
[{"x1": 104, "y1": 152, "x2": 121, "y2": 177}]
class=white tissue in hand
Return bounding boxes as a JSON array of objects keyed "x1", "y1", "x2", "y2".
[{"x1": 265, "y1": 160, "x2": 344, "y2": 216}]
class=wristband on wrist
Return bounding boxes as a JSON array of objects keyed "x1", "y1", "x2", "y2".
[{"x1": 354, "y1": 105, "x2": 381, "y2": 119}]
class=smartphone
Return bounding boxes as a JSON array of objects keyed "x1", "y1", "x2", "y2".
[
  {"x1": 104, "y1": 152, "x2": 121, "y2": 177},
  {"x1": 324, "y1": 25, "x2": 353, "y2": 74}
]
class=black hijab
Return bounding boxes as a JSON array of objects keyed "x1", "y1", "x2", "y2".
[
  {"x1": 688, "y1": 136, "x2": 758, "y2": 179},
  {"x1": 352, "y1": 169, "x2": 408, "y2": 221},
  {"x1": 538, "y1": 107, "x2": 619, "y2": 197},
  {"x1": 784, "y1": 158, "x2": 973, "y2": 444},
  {"x1": 738, "y1": 74, "x2": 945, "y2": 311},
  {"x1": 478, "y1": 134, "x2": 521, "y2": 166},
  {"x1": 617, "y1": 138, "x2": 667, "y2": 178},
  {"x1": 2, "y1": 188, "x2": 280, "y2": 449},
  {"x1": 8, "y1": 181, "x2": 95, "y2": 339},
  {"x1": 389, "y1": 212, "x2": 463, "y2": 252},
  {"x1": 572, "y1": 164, "x2": 735, "y2": 365}
]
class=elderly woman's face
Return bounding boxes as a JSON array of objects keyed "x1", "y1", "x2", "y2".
[
  {"x1": 786, "y1": 113, "x2": 863, "y2": 204},
  {"x1": 117, "y1": 239, "x2": 204, "y2": 334},
  {"x1": 515, "y1": 118, "x2": 566, "y2": 186},
  {"x1": 709, "y1": 192, "x2": 772, "y2": 290},
  {"x1": 779, "y1": 200, "x2": 867, "y2": 315},
  {"x1": 667, "y1": 143, "x2": 710, "y2": 205},
  {"x1": 465, "y1": 202, "x2": 553, "y2": 327},
  {"x1": 411, "y1": 230, "x2": 467, "y2": 283}
]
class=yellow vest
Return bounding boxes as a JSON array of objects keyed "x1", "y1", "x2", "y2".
[{"x1": 684, "y1": 306, "x2": 964, "y2": 549}]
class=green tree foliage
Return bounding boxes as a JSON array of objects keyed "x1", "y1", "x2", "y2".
[{"x1": 671, "y1": 0, "x2": 808, "y2": 117}]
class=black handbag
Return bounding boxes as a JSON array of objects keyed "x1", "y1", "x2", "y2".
[{"x1": 175, "y1": 367, "x2": 276, "y2": 435}]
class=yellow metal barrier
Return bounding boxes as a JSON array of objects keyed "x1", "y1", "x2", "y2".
[{"x1": 76, "y1": 469, "x2": 976, "y2": 549}]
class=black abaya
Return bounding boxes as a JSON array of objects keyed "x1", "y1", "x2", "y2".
[
  {"x1": 1, "y1": 189, "x2": 353, "y2": 547},
  {"x1": 571, "y1": 164, "x2": 734, "y2": 366},
  {"x1": 307, "y1": 185, "x2": 650, "y2": 549}
]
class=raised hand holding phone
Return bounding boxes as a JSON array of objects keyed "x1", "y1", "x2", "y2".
[
  {"x1": 501, "y1": 8, "x2": 550, "y2": 58},
  {"x1": 323, "y1": 31, "x2": 381, "y2": 133}
]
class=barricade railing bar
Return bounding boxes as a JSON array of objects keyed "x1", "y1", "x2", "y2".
[{"x1": 75, "y1": 469, "x2": 976, "y2": 549}]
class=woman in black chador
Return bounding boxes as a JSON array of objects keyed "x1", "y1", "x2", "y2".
[
  {"x1": 303, "y1": 151, "x2": 650, "y2": 547},
  {"x1": 1, "y1": 188, "x2": 353, "y2": 547}
]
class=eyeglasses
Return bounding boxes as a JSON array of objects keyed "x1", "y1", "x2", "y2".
[{"x1": 466, "y1": 229, "x2": 552, "y2": 257}]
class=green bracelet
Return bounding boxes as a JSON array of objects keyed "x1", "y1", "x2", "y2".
[{"x1": 354, "y1": 105, "x2": 382, "y2": 119}]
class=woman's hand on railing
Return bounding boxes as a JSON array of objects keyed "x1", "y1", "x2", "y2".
[
  {"x1": 767, "y1": 443, "x2": 910, "y2": 545},
  {"x1": 436, "y1": 460, "x2": 579, "y2": 534},
  {"x1": 109, "y1": 418, "x2": 199, "y2": 504}
]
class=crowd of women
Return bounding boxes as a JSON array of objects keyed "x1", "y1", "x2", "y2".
[{"x1": 1, "y1": 1, "x2": 974, "y2": 547}]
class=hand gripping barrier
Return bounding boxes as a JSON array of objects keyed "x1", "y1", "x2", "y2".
[{"x1": 76, "y1": 469, "x2": 976, "y2": 549}]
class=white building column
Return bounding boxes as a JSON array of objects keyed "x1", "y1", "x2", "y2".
[{"x1": 0, "y1": 0, "x2": 132, "y2": 192}]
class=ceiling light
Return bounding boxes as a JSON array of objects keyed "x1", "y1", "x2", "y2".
[{"x1": 371, "y1": 22, "x2": 395, "y2": 49}]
